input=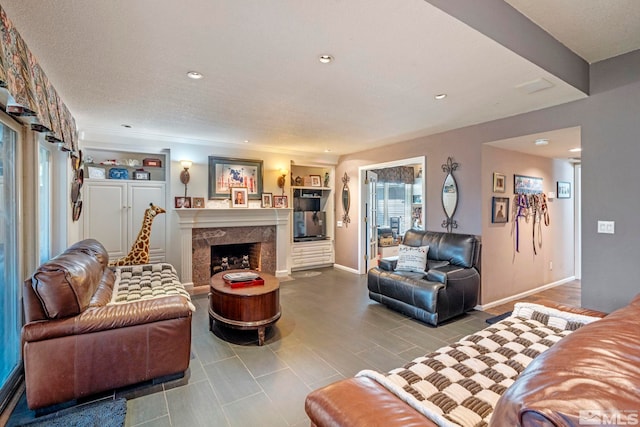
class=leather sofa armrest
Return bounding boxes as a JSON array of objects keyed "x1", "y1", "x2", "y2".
[
  {"x1": 306, "y1": 377, "x2": 437, "y2": 427},
  {"x1": 22, "y1": 295, "x2": 192, "y2": 343},
  {"x1": 425, "y1": 269, "x2": 447, "y2": 284},
  {"x1": 378, "y1": 256, "x2": 398, "y2": 271}
]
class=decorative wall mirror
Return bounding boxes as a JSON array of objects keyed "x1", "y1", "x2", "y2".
[
  {"x1": 341, "y1": 172, "x2": 350, "y2": 225},
  {"x1": 441, "y1": 157, "x2": 459, "y2": 232}
]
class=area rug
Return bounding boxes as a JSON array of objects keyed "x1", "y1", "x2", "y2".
[
  {"x1": 485, "y1": 310, "x2": 512, "y2": 324},
  {"x1": 19, "y1": 398, "x2": 126, "y2": 427}
]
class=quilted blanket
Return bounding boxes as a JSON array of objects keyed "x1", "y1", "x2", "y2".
[
  {"x1": 109, "y1": 263, "x2": 195, "y2": 311},
  {"x1": 357, "y1": 303, "x2": 602, "y2": 427}
]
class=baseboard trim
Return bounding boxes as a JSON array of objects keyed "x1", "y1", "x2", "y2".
[
  {"x1": 475, "y1": 276, "x2": 576, "y2": 311},
  {"x1": 332, "y1": 264, "x2": 361, "y2": 275}
]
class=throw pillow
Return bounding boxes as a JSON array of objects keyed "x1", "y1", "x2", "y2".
[{"x1": 394, "y1": 245, "x2": 429, "y2": 272}]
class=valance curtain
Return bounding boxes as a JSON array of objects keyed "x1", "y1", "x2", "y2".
[
  {"x1": 371, "y1": 166, "x2": 415, "y2": 184},
  {"x1": 0, "y1": 5, "x2": 77, "y2": 152}
]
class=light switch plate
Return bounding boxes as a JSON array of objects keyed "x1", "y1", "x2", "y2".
[
  {"x1": 337, "y1": 220, "x2": 343, "y2": 228},
  {"x1": 597, "y1": 220, "x2": 615, "y2": 234}
]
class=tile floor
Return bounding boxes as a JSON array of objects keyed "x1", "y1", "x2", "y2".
[{"x1": 8, "y1": 267, "x2": 494, "y2": 427}]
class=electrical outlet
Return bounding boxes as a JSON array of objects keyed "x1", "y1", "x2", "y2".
[
  {"x1": 337, "y1": 220, "x2": 343, "y2": 228},
  {"x1": 549, "y1": 261, "x2": 553, "y2": 271}
]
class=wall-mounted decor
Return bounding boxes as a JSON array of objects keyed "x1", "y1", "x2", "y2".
[
  {"x1": 493, "y1": 172, "x2": 506, "y2": 193},
  {"x1": 341, "y1": 172, "x2": 351, "y2": 226},
  {"x1": 193, "y1": 197, "x2": 205, "y2": 208},
  {"x1": 557, "y1": 181, "x2": 571, "y2": 199},
  {"x1": 273, "y1": 195, "x2": 288, "y2": 208},
  {"x1": 175, "y1": 197, "x2": 191, "y2": 208},
  {"x1": 208, "y1": 156, "x2": 263, "y2": 199},
  {"x1": 491, "y1": 197, "x2": 509, "y2": 223},
  {"x1": 261, "y1": 193, "x2": 273, "y2": 208},
  {"x1": 514, "y1": 174, "x2": 543, "y2": 194},
  {"x1": 231, "y1": 187, "x2": 249, "y2": 208},
  {"x1": 441, "y1": 157, "x2": 459, "y2": 232}
]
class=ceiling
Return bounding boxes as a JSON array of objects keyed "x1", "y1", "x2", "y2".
[{"x1": 1, "y1": 1, "x2": 639, "y2": 158}]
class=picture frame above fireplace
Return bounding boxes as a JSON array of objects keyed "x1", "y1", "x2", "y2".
[{"x1": 208, "y1": 156, "x2": 263, "y2": 200}]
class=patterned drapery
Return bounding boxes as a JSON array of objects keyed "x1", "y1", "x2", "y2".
[
  {"x1": 0, "y1": 5, "x2": 77, "y2": 152},
  {"x1": 371, "y1": 166, "x2": 415, "y2": 184}
]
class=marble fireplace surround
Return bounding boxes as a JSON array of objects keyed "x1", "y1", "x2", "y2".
[{"x1": 176, "y1": 209, "x2": 292, "y2": 289}]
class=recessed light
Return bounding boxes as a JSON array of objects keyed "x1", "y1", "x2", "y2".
[
  {"x1": 324, "y1": 148, "x2": 332, "y2": 152},
  {"x1": 319, "y1": 55, "x2": 334, "y2": 64},
  {"x1": 569, "y1": 147, "x2": 582, "y2": 152},
  {"x1": 434, "y1": 94, "x2": 447, "y2": 100},
  {"x1": 244, "y1": 140, "x2": 250, "y2": 143},
  {"x1": 121, "y1": 124, "x2": 132, "y2": 128},
  {"x1": 534, "y1": 138, "x2": 549, "y2": 146},
  {"x1": 186, "y1": 71, "x2": 204, "y2": 79}
]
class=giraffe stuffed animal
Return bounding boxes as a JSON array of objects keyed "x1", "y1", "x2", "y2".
[{"x1": 109, "y1": 203, "x2": 166, "y2": 267}]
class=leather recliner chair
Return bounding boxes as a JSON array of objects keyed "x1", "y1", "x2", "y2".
[{"x1": 368, "y1": 229, "x2": 481, "y2": 326}]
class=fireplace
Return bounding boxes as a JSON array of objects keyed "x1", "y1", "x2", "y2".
[
  {"x1": 191, "y1": 226, "x2": 276, "y2": 287},
  {"x1": 175, "y1": 208, "x2": 291, "y2": 289},
  {"x1": 210, "y1": 242, "x2": 262, "y2": 275}
]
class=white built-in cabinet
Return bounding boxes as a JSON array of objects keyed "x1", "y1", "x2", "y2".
[
  {"x1": 81, "y1": 148, "x2": 168, "y2": 263},
  {"x1": 290, "y1": 162, "x2": 335, "y2": 271},
  {"x1": 83, "y1": 181, "x2": 167, "y2": 263}
]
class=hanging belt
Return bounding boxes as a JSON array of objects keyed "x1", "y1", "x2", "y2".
[{"x1": 512, "y1": 194, "x2": 528, "y2": 253}]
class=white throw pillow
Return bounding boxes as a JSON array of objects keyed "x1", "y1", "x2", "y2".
[{"x1": 394, "y1": 244, "x2": 429, "y2": 272}]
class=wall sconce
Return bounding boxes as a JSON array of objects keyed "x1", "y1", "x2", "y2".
[
  {"x1": 277, "y1": 168, "x2": 288, "y2": 193},
  {"x1": 180, "y1": 160, "x2": 192, "y2": 198}
]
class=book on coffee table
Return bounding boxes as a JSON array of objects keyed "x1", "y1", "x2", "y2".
[{"x1": 225, "y1": 278, "x2": 265, "y2": 288}]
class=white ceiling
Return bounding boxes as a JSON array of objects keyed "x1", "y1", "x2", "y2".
[{"x1": 1, "y1": 1, "x2": 639, "y2": 157}]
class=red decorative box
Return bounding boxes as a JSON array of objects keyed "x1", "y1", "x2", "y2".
[
  {"x1": 224, "y1": 278, "x2": 265, "y2": 289},
  {"x1": 143, "y1": 158, "x2": 162, "y2": 167}
]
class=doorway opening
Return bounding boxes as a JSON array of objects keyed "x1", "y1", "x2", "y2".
[{"x1": 358, "y1": 156, "x2": 426, "y2": 274}]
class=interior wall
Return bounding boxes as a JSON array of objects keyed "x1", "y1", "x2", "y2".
[
  {"x1": 480, "y1": 145, "x2": 575, "y2": 305},
  {"x1": 337, "y1": 49, "x2": 640, "y2": 312},
  {"x1": 335, "y1": 139, "x2": 481, "y2": 273}
]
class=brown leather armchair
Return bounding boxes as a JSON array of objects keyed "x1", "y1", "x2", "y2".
[{"x1": 22, "y1": 239, "x2": 192, "y2": 409}]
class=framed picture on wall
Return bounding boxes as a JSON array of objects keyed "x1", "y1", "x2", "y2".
[
  {"x1": 514, "y1": 174, "x2": 543, "y2": 194},
  {"x1": 491, "y1": 197, "x2": 509, "y2": 223},
  {"x1": 493, "y1": 172, "x2": 506, "y2": 193},
  {"x1": 557, "y1": 181, "x2": 571, "y2": 199},
  {"x1": 208, "y1": 156, "x2": 263, "y2": 200}
]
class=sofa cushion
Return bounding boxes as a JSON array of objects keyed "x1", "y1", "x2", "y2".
[
  {"x1": 31, "y1": 240, "x2": 106, "y2": 319},
  {"x1": 395, "y1": 244, "x2": 429, "y2": 272}
]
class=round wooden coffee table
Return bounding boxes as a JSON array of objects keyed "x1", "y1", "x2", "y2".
[{"x1": 209, "y1": 270, "x2": 280, "y2": 346}]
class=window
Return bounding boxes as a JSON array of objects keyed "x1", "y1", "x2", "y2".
[
  {"x1": 0, "y1": 121, "x2": 20, "y2": 409},
  {"x1": 376, "y1": 182, "x2": 413, "y2": 235},
  {"x1": 39, "y1": 144, "x2": 52, "y2": 264}
]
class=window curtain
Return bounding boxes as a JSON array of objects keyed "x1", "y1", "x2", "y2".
[
  {"x1": 371, "y1": 166, "x2": 415, "y2": 184},
  {"x1": 0, "y1": 5, "x2": 77, "y2": 152}
]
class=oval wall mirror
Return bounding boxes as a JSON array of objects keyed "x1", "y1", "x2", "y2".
[
  {"x1": 342, "y1": 172, "x2": 351, "y2": 224},
  {"x1": 441, "y1": 157, "x2": 459, "y2": 232},
  {"x1": 442, "y1": 173, "x2": 458, "y2": 219}
]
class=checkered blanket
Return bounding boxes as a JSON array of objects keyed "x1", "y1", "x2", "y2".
[
  {"x1": 356, "y1": 303, "x2": 601, "y2": 427},
  {"x1": 109, "y1": 263, "x2": 195, "y2": 311}
]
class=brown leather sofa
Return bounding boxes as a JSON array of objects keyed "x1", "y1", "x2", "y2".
[
  {"x1": 22, "y1": 239, "x2": 192, "y2": 409},
  {"x1": 305, "y1": 296, "x2": 640, "y2": 427}
]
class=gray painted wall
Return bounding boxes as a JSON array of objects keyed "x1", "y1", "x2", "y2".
[{"x1": 336, "y1": 49, "x2": 640, "y2": 312}]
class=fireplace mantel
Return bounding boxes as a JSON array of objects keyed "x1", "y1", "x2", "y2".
[{"x1": 175, "y1": 208, "x2": 292, "y2": 288}]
